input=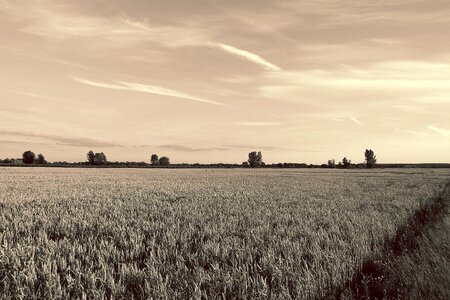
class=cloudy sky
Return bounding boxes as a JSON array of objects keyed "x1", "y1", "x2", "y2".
[{"x1": 1, "y1": 0, "x2": 449, "y2": 163}]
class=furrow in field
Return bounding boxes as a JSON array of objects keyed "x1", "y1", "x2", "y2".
[{"x1": 332, "y1": 182, "x2": 450, "y2": 299}]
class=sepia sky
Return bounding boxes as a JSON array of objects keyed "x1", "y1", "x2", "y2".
[{"x1": 1, "y1": 0, "x2": 450, "y2": 164}]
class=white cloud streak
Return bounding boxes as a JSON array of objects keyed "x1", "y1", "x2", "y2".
[
  {"x1": 237, "y1": 122, "x2": 281, "y2": 126},
  {"x1": 394, "y1": 128, "x2": 431, "y2": 137},
  {"x1": 426, "y1": 125, "x2": 450, "y2": 137},
  {"x1": 350, "y1": 117, "x2": 363, "y2": 126},
  {"x1": 72, "y1": 77, "x2": 226, "y2": 106},
  {"x1": 3, "y1": 3, "x2": 282, "y2": 71},
  {"x1": 261, "y1": 61, "x2": 450, "y2": 96},
  {"x1": 209, "y1": 43, "x2": 281, "y2": 71}
]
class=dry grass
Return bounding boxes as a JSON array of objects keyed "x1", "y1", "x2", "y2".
[
  {"x1": 389, "y1": 211, "x2": 450, "y2": 299},
  {"x1": 0, "y1": 168, "x2": 449, "y2": 299}
]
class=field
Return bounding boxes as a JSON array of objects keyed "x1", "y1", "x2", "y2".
[{"x1": 0, "y1": 168, "x2": 449, "y2": 299}]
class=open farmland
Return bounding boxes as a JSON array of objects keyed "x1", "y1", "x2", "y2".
[{"x1": 0, "y1": 168, "x2": 449, "y2": 299}]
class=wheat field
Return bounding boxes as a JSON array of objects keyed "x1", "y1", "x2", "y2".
[{"x1": 0, "y1": 168, "x2": 449, "y2": 299}]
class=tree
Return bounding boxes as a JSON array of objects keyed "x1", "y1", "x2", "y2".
[
  {"x1": 87, "y1": 150, "x2": 95, "y2": 165},
  {"x1": 248, "y1": 151, "x2": 263, "y2": 167},
  {"x1": 36, "y1": 154, "x2": 47, "y2": 164},
  {"x1": 150, "y1": 154, "x2": 159, "y2": 165},
  {"x1": 22, "y1": 151, "x2": 36, "y2": 164},
  {"x1": 365, "y1": 149, "x2": 377, "y2": 168},
  {"x1": 87, "y1": 150, "x2": 107, "y2": 165},
  {"x1": 327, "y1": 159, "x2": 335, "y2": 168},
  {"x1": 342, "y1": 157, "x2": 351, "y2": 168},
  {"x1": 159, "y1": 156, "x2": 170, "y2": 166},
  {"x1": 94, "y1": 152, "x2": 107, "y2": 165}
]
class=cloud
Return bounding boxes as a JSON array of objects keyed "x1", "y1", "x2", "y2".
[
  {"x1": 350, "y1": 117, "x2": 363, "y2": 126},
  {"x1": 3, "y1": 3, "x2": 281, "y2": 71},
  {"x1": 261, "y1": 61, "x2": 450, "y2": 96},
  {"x1": 236, "y1": 122, "x2": 281, "y2": 126},
  {"x1": 208, "y1": 43, "x2": 281, "y2": 71},
  {"x1": 394, "y1": 128, "x2": 431, "y2": 137},
  {"x1": 130, "y1": 143, "x2": 296, "y2": 152},
  {"x1": 0, "y1": 139, "x2": 46, "y2": 145},
  {"x1": 426, "y1": 125, "x2": 450, "y2": 137},
  {"x1": 224, "y1": 144, "x2": 319, "y2": 152},
  {"x1": 224, "y1": 144, "x2": 284, "y2": 151},
  {"x1": 72, "y1": 77, "x2": 226, "y2": 106},
  {"x1": 158, "y1": 145, "x2": 230, "y2": 152},
  {"x1": 147, "y1": 144, "x2": 301, "y2": 152},
  {"x1": 7, "y1": 91, "x2": 99, "y2": 107},
  {"x1": 0, "y1": 131, "x2": 124, "y2": 147}
]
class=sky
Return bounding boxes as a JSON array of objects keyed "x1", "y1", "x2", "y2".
[{"x1": 0, "y1": 0, "x2": 449, "y2": 164}]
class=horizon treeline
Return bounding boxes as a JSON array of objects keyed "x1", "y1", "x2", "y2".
[
  {"x1": 0, "y1": 149, "x2": 382, "y2": 169},
  {"x1": 0, "y1": 149, "x2": 448, "y2": 168}
]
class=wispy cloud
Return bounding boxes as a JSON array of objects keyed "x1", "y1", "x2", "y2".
[
  {"x1": 261, "y1": 61, "x2": 450, "y2": 100},
  {"x1": 394, "y1": 128, "x2": 431, "y2": 137},
  {"x1": 209, "y1": 43, "x2": 281, "y2": 71},
  {"x1": 350, "y1": 117, "x2": 364, "y2": 126},
  {"x1": 124, "y1": 19, "x2": 282, "y2": 71},
  {"x1": 237, "y1": 122, "x2": 281, "y2": 126},
  {"x1": 0, "y1": 131, "x2": 124, "y2": 147},
  {"x1": 224, "y1": 144, "x2": 306, "y2": 151},
  {"x1": 0, "y1": 139, "x2": 47, "y2": 146},
  {"x1": 158, "y1": 145, "x2": 230, "y2": 152},
  {"x1": 224, "y1": 144, "x2": 280, "y2": 151},
  {"x1": 7, "y1": 91, "x2": 99, "y2": 107},
  {"x1": 3, "y1": 3, "x2": 281, "y2": 71},
  {"x1": 426, "y1": 125, "x2": 450, "y2": 137},
  {"x1": 72, "y1": 77, "x2": 226, "y2": 106},
  {"x1": 11, "y1": 91, "x2": 68, "y2": 103}
]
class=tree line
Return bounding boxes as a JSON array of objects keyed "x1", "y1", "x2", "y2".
[
  {"x1": 0, "y1": 149, "x2": 379, "y2": 169},
  {"x1": 84, "y1": 151, "x2": 170, "y2": 166}
]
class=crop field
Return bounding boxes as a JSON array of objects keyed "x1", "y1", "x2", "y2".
[{"x1": 0, "y1": 168, "x2": 449, "y2": 299}]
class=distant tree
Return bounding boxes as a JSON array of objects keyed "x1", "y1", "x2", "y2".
[
  {"x1": 327, "y1": 159, "x2": 335, "y2": 168},
  {"x1": 87, "y1": 150, "x2": 95, "y2": 165},
  {"x1": 12, "y1": 158, "x2": 23, "y2": 164},
  {"x1": 36, "y1": 153, "x2": 47, "y2": 164},
  {"x1": 248, "y1": 151, "x2": 263, "y2": 167},
  {"x1": 365, "y1": 149, "x2": 377, "y2": 168},
  {"x1": 342, "y1": 157, "x2": 351, "y2": 168},
  {"x1": 338, "y1": 161, "x2": 343, "y2": 168},
  {"x1": 159, "y1": 156, "x2": 170, "y2": 166},
  {"x1": 242, "y1": 161, "x2": 249, "y2": 167},
  {"x1": 22, "y1": 151, "x2": 36, "y2": 164},
  {"x1": 150, "y1": 154, "x2": 159, "y2": 165},
  {"x1": 94, "y1": 152, "x2": 107, "y2": 165}
]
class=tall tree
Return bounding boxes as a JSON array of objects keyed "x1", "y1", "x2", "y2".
[
  {"x1": 248, "y1": 151, "x2": 263, "y2": 167},
  {"x1": 150, "y1": 154, "x2": 159, "y2": 165},
  {"x1": 36, "y1": 154, "x2": 47, "y2": 164},
  {"x1": 327, "y1": 159, "x2": 335, "y2": 168},
  {"x1": 342, "y1": 157, "x2": 351, "y2": 168},
  {"x1": 87, "y1": 150, "x2": 95, "y2": 165},
  {"x1": 22, "y1": 151, "x2": 36, "y2": 164},
  {"x1": 159, "y1": 156, "x2": 170, "y2": 166},
  {"x1": 94, "y1": 152, "x2": 107, "y2": 165},
  {"x1": 365, "y1": 149, "x2": 377, "y2": 168}
]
